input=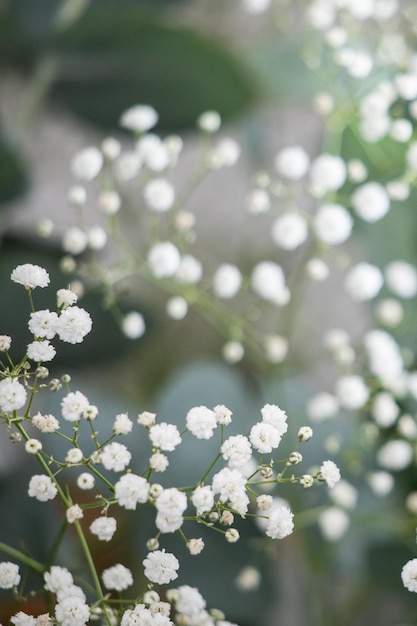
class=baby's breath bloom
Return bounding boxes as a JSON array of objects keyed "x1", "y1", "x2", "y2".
[
  {"x1": 251, "y1": 261, "x2": 290, "y2": 305},
  {"x1": 265, "y1": 505, "x2": 294, "y2": 539},
  {"x1": 28, "y1": 475, "x2": 57, "y2": 502},
  {"x1": 25, "y1": 438, "x2": 42, "y2": 454},
  {"x1": 377, "y1": 439, "x2": 413, "y2": 471},
  {"x1": 212, "y1": 264, "x2": 242, "y2": 299},
  {"x1": 191, "y1": 485, "x2": 215, "y2": 516},
  {"x1": 27, "y1": 340, "x2": 56, "y2": 362},
  {"x1": 147, "y1": 241, "x2": 181, "y2": 278},
  {"x1": 138, "y1": 411, "x2": 156, "y2": 426},
  {"x1": 11, "y1": 264, "x2": 50, "y2": 290},
  {"x1": 62, "y1": 226, "x2": 88, "y2": 255},
  {"x1": 213, "y1": 404, "x2": 233, "y2": 425},
  {"x1": 149, "y1": 422, "x2": 181, "y2": 451},
  {"x1": 149, "y1": 452, "x2": 169, "y2": 472},
  {"x1": 115, "y1": 473, "x2": 150, "y2": 509},
  {"x1": 345, "y1": 262, "x2": 383, "y2": 301},
  {"x1": 275, "y1": 145, "x2": 310, "y2": 180},
  {"x1": 249, "y1": 422, "x2": 281, "y2": 453},
  {"x1": 66, "y1": 448, "x2": 83, "y2": 464},
  {"x1": 385, "y1": 261, "x2": 417, "y2": 299},
  {"x1": 198, "y1": 110, "x2": 221, "y2": 132},
  {"x1": 261, "y1": 404, "x2": 288, "y2": 435},
  {"x1": 319, "y1": 460, "x2": 341, "y2": 488},
  {"x1": 174, "y1": 585, "x2": 206, "y2": 617},
  {"x1": 71, "y1": 146, "x2": 103, "y2": 181},
  {"x1": 101, "y1": 442, "x2": 132, "y2": 472},
  {"x1": 32, "y1": 412, "x2": 60, "y2": 433},
  {"x1": 120, "y1": 104, "x2": 158, "y2": 132},
  {"x1": 113, "y1": 413, "x2": 133, "y2": 435},
  {"x1": 318, "y1": 506, "x2": 349, "y2": 541},
  {"x1": 271, "y1": 213, "x2": 308, "y2": 250},
  {"x1": 66, "y1": 504, "x2": 84, "y2": 524},
  {"x1": 310, "y1": 154, "x2": 347, "y2": 194},
  {"x1": 56, "y1": 306, "x2": 92, "y2": 344},
  {"x1": 221, "y1": 435, "x2": 252, "y2": 468},
  {"x1": 44, "y1": 565, "x2": 73, "y2": 593},
  {"x1": 102, "y1": 563, "x2": 133, "y2": 591},
  {"x1": 122, "y1": 312, "x2": 146, "y2": 339},
  {"x1": 314, "y1": 203, "x2": 353, "y2": 244},
  {"x1": 143, "y1": 549, "x2": 179, "y2": 584},
  {"x1": 77, "y1": 472, "x2": 95, "y2": 490},
  {"x1": 57, "y1": 288, "x2": 78, "y2": 309},
  {"x1": 0, "y1": 335, "x2": 12, "y2": 351},
  {"x1": 28, "y1": 310, "x2": 58, "y2": 339},
  {"x1": 186, "y1": 406, "x2": 217, "y2": 439},
  {"x1": 90, "y1": 516, "x2": 117, "y2": 541},
  {"x1": 0, "y1": 562, "x2": 20, "y2": 588},
  {"x1": 401, "y1": 558, "x2": 417, "y2": 593},
  {"x1": 351, "y1": 181, "x2": 390, "y2": 222},
  {"x1": 225, "y1": 528, "x2": 240, "y2": 543},
  {"x1": 61, "y1": 391, "x2": 90, "y2": 422},
  {"x1": 144, "y1": 178, "x2": 175, "y2": 211},
  {"x1": 188, "y1": 538, "x2": 205, "y2": 555},
  {"x1": 298, "y1": 426, "x2": 313, "y2": 442},
  {"x1": 0, "y1": 378, "x2": 27, "y2": 412},
  {"x1": 55, "y1": 596, "x2": 90, "y2": 625}
]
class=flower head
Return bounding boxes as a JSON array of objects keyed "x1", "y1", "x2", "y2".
[{"x1": 11, "y1": 264, "x2": 50, "y2": 290}]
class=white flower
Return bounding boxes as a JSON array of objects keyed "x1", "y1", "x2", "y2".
[
  {"x1": 166, "y1": 296, "x2": 188, "y2": 319},
  {"x1": 212, "y1": 467, "x2": 249, "y2": 516},
  {"x1": 307, "y1": 392, "x2": 339, "y2": 422},
  {"x1": 90, "y1": 516, "x2": 117, "y2": 541},
  {"x1": 351, "y1": 181, "x2": 390, "y2": 222},
  {"x1": 310, "y1": 154, "x2": 347, "y2": 194},
  {"x1": 345, "y1": 262, "x2": 383, "y2": 301},
  {"x1": 57, "y1": 288, "x2": 78, "y2": 309},
  {"x1": 115, "y1": 473, "x2": 150, "y2": 509},
  {"x1": 136, "y1": 134, "x2": 170, "y2": 171},
  {"x1": 149, "y1": 452, "x2": 169, "y2": 472},
  {"x1": 246, "y1": 188, "x2": 270, "y2": 214},
  {"x1": 156, "y1": 488, "x2": 187, "y2": 517},
  {"x1": 56, "y1": 584, "x2": 86, "y2": 603},
  {"x1": 101, "y1": 442, "x2": 132, "y2": 472},
  {"x1": 174, "y1": 585, "x2": 206, "y2": 616},
  {"x1": 121, "y1": 311, "x2": 146, "y2": 339},
  {"x1": 120, "y1": 104, "x2": 158, "y2": 132},
  {"x1": 191, "y1": 485, "x2": 215, "y2": 516},
  {"x1": 25, "y1": 438, "x2": 42, "y2": 454},
  {"x1": 147, "y1": 241, "x2": 181, "y2": 278},
  {"x1": 98, "y1": 190, "x2": 121, "y2": 214},
  {"x1": 330, "y1": 480, "x2": 358, "y2": 510},
  {"x1": 66, "y1": 504, "x2": 84, "y2": 524},
  {"x1": 371, "y1": 392, "x2": 399, "y2": 428},
  {"x1": 249, "y1": 422, "x2": 281, "y2": 453},
  {"x1": 313, "y1": 203, "x2": 353, "y2": 244},
  {"x1": 144, "y1": 178, "x2": 175, "y2": 211},
  {"x1": 208, "y1": 137, "x2": 240, "y2": 168},
  {"x1": 28, "y1": 310, "x2": 58, "y2": 339},
  {"x1": 251, "y1": 262, "x2": 290, "y2": 305},
  {"x1": 175, "y1": 255, "x2": 203, "y2": 284},
  {"x1": 221, "y1": 435, "x2": 252, "y2": 468},
  {"x1": 367, "y1": 470, "x2": 394, "y2": 496},
  {"x1": 62, "y1": 227, "x2": 88, "y2": 255},
  {"x1": 198, "y1": 110, "x2": 221, "y2": 132},
  {"x1": 28, "y1": 475, "x2": 57, "y2": 502},
  {"x1": 298, "y1": 426, "x2": 313, "y2": 442},
  {"x1": 222, "y1": 341, "x2": 244, "y2": 364},
  {"x1": 61, "y1": 391, "x2": 90, "y2": 422},
  {"x1": 319, "y1": 460, "x2": 341, "y2": 488},
  {"x1": 186, "y1": 406, "x2": 217, "y2": 439},
  {"x1": 32, "y1": 412, "x2": 59, "y2": 434},
  {"x1": 0, "y1": 335, "x2": 11, "y2": 351},
  {"x1": 143, "y1": 549, "x2": 179, "y2": 584},
  {"x1": 260, "y1": 404, "x2": 288, "y2": 435},
  {"x1": 77, "y1": 472, "x2": 95, "y2": 490},
  {"x1": 113, "y1": 413, "x2": 133, "y2": 435},
  {"x1": 149, "y1": 422, "x2": 182, "y2": 451},
  {"x1": 335, "y1": 375, "x2": 369, "y2": 410},
  {"x1": 364, "y1": 329, "x2": 403, "y2": 385},
  {"x1": 11, "y1": 264, "x2": 50, "y2": 290},
  {"x1": 102, "y1": 564, "x2": 133, "y2": 591},
  {"x1": 27, "y1": 340, "x2": 56, "y2": 362},
  {"x1": 56, "y1": 306, "x2": 92, "y2": 344},
  {"x1": 55, "y1": 596, "x2": 90, "y2": 626},
  {"x1": 88, "y1": 226, "x2": 107, "y2": 250},
  {"x1": 402, "y1": 558, "x2": 417, "y2": 592},
  {"x1": 376, "y1": 298, "x2": 404, "y2": 327},
  {"x1": 271, "y1": 213, "x2": 308, "y2": 250},
  {"x1": 0, "y1": 378, "x2": 27, "y2": 412},
  {"x1": 318, "y1": 507, "x2": 349, "y2": 541},
  {"x1": 377, "y1": 439, "x2": 413, "y2": 471},
  {"x1": 44, "y1": 565, "x2": 73, "y2": 593},
  {"x1": 10, "y1": 612, "x2": 37, "y2": 626},
  {"x1": 274, "y1": 145, "x2": 310, "y2": 180},
  {"x1": 265, "y1": 505, "x2": 294, "y2": 539},
  {"x1": 71, "y1": 146, "x2": 103, "y2": 181},
  {"x1": 213, "y1": 404, "x2": 233, "y2": 425},
  {"x1": 138, "y1": 411, "x2": 156, "y2": 426},
  {"x1": 406, "y1": 142, "x2": 417, "y2": 171},
  {"x1": 385, "y1": 261, "x2": 417, "y2": 299},
  {"x1": 0, "y1": 562, "x2": 20, "y2": 588}
]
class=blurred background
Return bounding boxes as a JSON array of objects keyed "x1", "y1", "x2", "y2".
[{"x1": 0, "y1": 0, "x2": 417, "y2": 624}]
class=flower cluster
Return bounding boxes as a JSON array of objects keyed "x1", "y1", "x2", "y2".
[{"x1": 0, "y1": 265, "x2": 340, "y2": 624}]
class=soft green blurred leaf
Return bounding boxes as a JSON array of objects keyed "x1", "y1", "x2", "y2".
[{"x1": 0, "y1": 136, "x2": 28, "y2": 205}]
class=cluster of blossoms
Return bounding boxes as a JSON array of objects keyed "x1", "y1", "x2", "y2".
[{"x1": 0, "y1": 264, "x2": 341, "y2": 624}]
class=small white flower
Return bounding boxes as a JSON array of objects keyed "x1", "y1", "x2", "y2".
[
  {"x1": 71, "y1": 146, "x2": 103, "y2": 181},
  {"x1": 319, "y1": 460, "x2": 341, "y2": 488},
  {"x1": 90, "y1": 516, "x2": 117, "y2": 541},
  {"x1": 213, "y1": 404, "x2": 233, "y2": 425},
  {"x1": 138, "y1": 411, "x2": 156, "y2": 427},
  {"x1": 208, "y1": 137, "x2": 240, "y2": 168},
  {"x1": 144, "y1": 178, "x2": 175, "y2": 211},
  {"x1": 149, "y1": 452, "x2": 169, "y2": 472},
  {"x1": 55, "y1": 596, "x2": 90, "y2": 625},
  {"x1": 198, "y1": 110, "x2": 221, "y2": 132},
  {"x1": 101, "y1": 442, "x2": 132, "y2": 472},
  {"x1": 57, "y1": 288, "x2": 78, "y2": 309},
  {"x1": 28, "y1": 475, "x2": 57, "y2": 502},
  {"x1": 25, "y1": 438, "x2": 42, "y2": 454},
  {"x1": 385, "y1": 261, "x2": 417, "y2": 299},
  {"x1": 120, "y1": 104, "x2": 158, "y2": 132},
  {"x1": 265, "y1": 505, "x2": 294, "y2": 539},
  {"x1": 113, "y1": 413, "x2": 133, "y2": 435},
  {"x1": 11, "y1": 264, "x2": 50, "y2": 290},
  {"x1": 225, "y1": 528, "x2": 240, "y2": 543},
  {"x1": 0, "y1": 335, "x2": 11, "y2": 351},
  {"x1": 10, "y1": 612, "x2": 37, "y2": 626},
  {"x1": 377, "y1": 439, "x2": 413, "y2": 471},
  {"x1": 186, "y1": 406, "x2": 217, "y2": 439},
  {"x1": 122, "y1": 312, "x2": 146, "y2": 339},
  {"x1": 102, "y1": 563, "x2": 133, "y2": 591},
  {"x1": 166, "y1": 296, "x2": 188, "y2": 320},
  {"x1": 0, "y1": 378, "x2": 27, "y2": 412},
  {"x1": 28, "y1": 310, "x2": 58, "y2": 339},
  {"x1": 314, "y1": 203, "x2": 353, "y2": 244},
  {"x1": 32, "y1": 412, "x2": 60, "y2": 433},
  {"x1": 149, "y1": 422, "x2": 182, "y2": 451},
  {"x1": 310, "y1": 154, "x2": 347, "y2": 194},
  {"x1": 251, "y1": 261, "x2": 290, "y2": 305},
  {"x1": 249, "y1": 422, "x2": 281, "y2": 453},
  {"x1": 222, "y1": 341, "x2": 244, "y2": 363},
  {"x1": 221, "y1": 435, "x2": 252, "y2": 468},
  {"x1": 56, "y1": 306, "x2": 92, "y2": 344},
  {"x1": 261, "y1": 404, "x2": 288, "y2": 435},
  {"x1": 345, "y1": 262, "x2": 383, "y2": 301},
  {"x1": 175, "y1": 255, "x2": 203, "y2": 284},
  {"x1": 307, "y1": 392, "x2": 339, "y2": 422},
  {"x1": 147, "y1": 241, "x2": 181, "y2": 278},
  {"x1": 27, "y1": 340, "x2": 56, "y2": 362},
  {"x1": 274, "y1": 145, "x2": 310, "y2": 180},
  {"x1": 62, "y1": 227, "x2": 88, "y2": 255},
  {"x1": 298, "y1": 426, "x2": 313, "y2": 442},
  {"x1": 401, "y1": 558, "x2": 417, "y2": 592},
  {"x1": 0, "y1": 562, "x2": 20, "y2": 588},
  {"x1": 351, "y1": 181, "x2": 390, "y2": 222},
  {"x1": 61, "y1": 391, "x2": 90, "y2": 422},
  {"x1": 318, "y1": 506, "x2": 349, "y2": 541},
  {"x1": 44, "y1": 565, "x2": 73, "y2": 593},
  {"x1": 77, "y1": 472, "x2": 95, "y2": 490},
  {"x1": 65, "y1": 448, "x2": 83, "y2": 464},
  {"x1": 271, "y1": 213, "x2": 308, "y2": 250},
  {"x1": 115, "y1": 473, "x2": 150, "y2": 509},
  {"x1": 66, "y1": 504, "x2": 84, "y2": 524},
  {"x1": 98, "y1": 189, "x2": 121, "y2": 214},
  {"x1": 143, "y1": 549, "x2": 179, "y2": 584},
  {"x1": 192, "y1": 485, "x2": 215, "y2": 516},
  {"x1": 187, "y1": 538, "x2": 205, "y2": 555}
]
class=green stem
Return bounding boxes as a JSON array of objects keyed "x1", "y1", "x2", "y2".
[{"x1": 0, "y1": 542, "x2": 44, "y2": 573}]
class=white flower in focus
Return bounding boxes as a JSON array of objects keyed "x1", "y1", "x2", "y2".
[
  {"x1": 138, "y1": 411, "x2": 156, "y2": 426},
  {"x1": 149, "y1": 452, "x2": 169, "y2": 472},
  {"x1": 313, "y1": 203, "x2": 353, "y2": 244},
  {"x1": 212, "y1": 467, "x2": 249, "y2": 516},
  {"x1": 0, "y1": 562, "x2": 20, "y2": 588},
  {"x1": 385, "y1": 261, "x2": 417, "y2": 299},
  {"x1": 147, "y1": 241, "x2": 181, "y2": 278},
  {"x1": 56, "y1": 584, "x2": 86, "y2": 604},
  {"x1": 115, "y1": 473, "x2": 150, "y2": 509},
  {"x1": 188, "y1": 538, "x2": 205, "y2": 555},
  {"x1": 0, "y1": 335, "x2": 11, "y2": 351},
  {"x1": 265, "y1": 505, "x2": 294, "y2": 539},
  {"x1": 25, "y1": 438, "x2": 42, "y2": 454},
  {"x1": 11, "y1": 264, "x2": 50, "y2": 290},
  {"x1": 307, "y1": 392, "x2": 339, "y2": 421},
  {"x1": 10, "y1": 612, "x2": 37, "y2": 626},
  {"x1": 143, "y1": 549, "x2": 179, "y2": 584},
  {"x1": 61, "y1": 391, "x2": 90, "y2": 422},
  {"x1": 102, "y1": 564, "x2": 133, "y2": 591},
  {"x1": 28, "y1": 475, "x2": 57, "y2": 502},
  {"x1": 335, "y1": 375, "x2": 369, "y2": 410},
  {"x1": 44, "y1": 566, "x2": 73, "y2": 593},
  {"x1": 113, "y1": 413, "x2": 133, "y2": 435},
  {"x1": 221, "y1": 435, "x2": 252, "y2": 468},
  {"x1": 149, "y1": 422, "x2": 182, "y2": 451},
  {"x1": 55, "y1": 596, "x2": 90, "y2": 626},
  {"x1": 377, "y1": 439, "x2": 413, "y2": 471},
  {"x1": 319, "y1": 460, "x2": 341, "y2": 488},
  {"x1": 122, "y1": 311, "x2": 145, "y2": 339},
  {"x1": 71, "y1": 147, "x2": 103, "y2": 181},
  {"x1": 186, "y1": 406, "x2": 217, "y2": 439},
  {"x1": 261, "y1": 404, "x2": 288, "y2": 435},
  {"x1": 251, "y1": 262, "x2": 290, "y2": 305},
  {"x1": 32, "y1": 412, "x2": 59, "y2": 433},
  {"x1": 0, "y1": 378, "x2": 27, "y2": 412},
  {"x1": 57, "y1": 288, "x2": 78, "y2": 309},
  {"x1": 274, "y1": 146, "x2": 310, "y2": 180},
  {"x1": 318, "y1": 507, "x2": 349, "y2": 541},
  {"x1": 90, "y1": 516, "x2": 117, "y2": 541},
  {"x1": 345, "y1": 263, "x2": 383, "y2": 301},
  {"x1": 100, "y1": 442, "x2": 131, "y2": 472},
  {"x1": 213, "y1": 404, "x2": 233, "y2": 425},
  {"x1": 144, "y1": 178, "x2": 175, "y2": 211},
  {"x1": 249, "y1": 422, "x2": 281, "y2": 453},
  {"x1": 310, "y1": 154, "x2": 347, "y2": 194},
  {"x1": 351, "y1": 182, "x2": 390, "y2": 222},
  {"x1": 28, "y1": 310, "x2": 58, "y2": 339},
  {"x1": 77, "y1": 472, "x2": 95, "y2": 490},
  {"x1": 271, "y1": 213, "x2": 308, "y2": 250},
  {"x1": 66, "y1": 504, "x2": 84, "y2": 524},
  {"x1": 56, "y1": 306, "x2": 92, "y2": 344},
  {"x1": 155, "y1": 488, "x2": 187, "y2": 533},
  {"x1": 402, "y1": 558, "x2": 417, "y2": 593},
  {"x1": 27, "y1": 340, "x2": 56, "y2": 362},
  {"x1": 120, "y1": 104, "x2": 158, "y2": 132},
  {"x1": 192, "y1": 485, "x2": 215, "y2": 516}
]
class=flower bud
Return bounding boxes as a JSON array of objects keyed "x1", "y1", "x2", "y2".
[
  {"x1": 298, "y1": 426, "x2": 313, "y2": 442},
  {"x1": 287, "y1": 451, "x2": 303, "y2": 465},
  {"x1": 225, "y1": 528, "x2": 240, "y2": 543}
]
